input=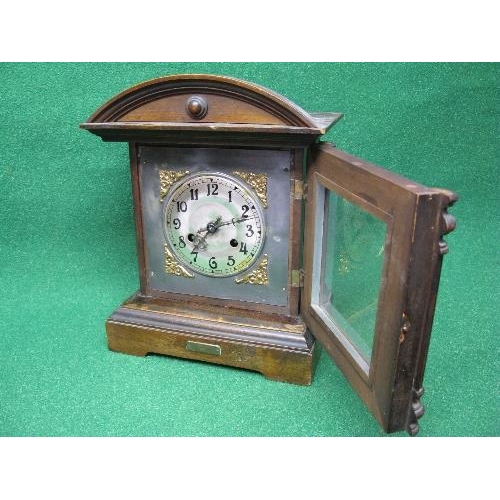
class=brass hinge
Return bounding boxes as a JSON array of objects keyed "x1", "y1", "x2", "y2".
[
  {"x1": 291, "y1": 269, "x2": 304, "y2": 288},
  {"x1": 293, "y1": 180, "x2": 307, "y2": 200}
]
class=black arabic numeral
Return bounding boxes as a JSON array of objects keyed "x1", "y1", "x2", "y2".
[
  {"x1": 241, "y1": 205, "x2": 249, "y2": 218},
  {"x1": 190, "y1": 249, "x2": 198, "y2": 262},
  {"x1": 178, "y1": 235, "x2": 186, "y2": 248},
  {"x1": 239, "y1": 242, "x2": 248, "y2": 255},
  {"x1": 209, "y1": 257, "x2": 218, "y2": 269},
  {"x1": 176, "y1": 201, "x2": 187, "y2": 212},
  {"x1": 245, "y1": 225, "x2": 254, "y2": 237},
  {"x1": 227, "y1": 256, "x2": 235, "y2": 267},
  {"x1": 207, "y1": 183, "x2": 219, "y2": 196},
  {"x1": 190, "y1": 188, "x2": 199, "y2": 201},
  {"x1": 173, "y1": 218, "x2": 181, "y2": 229}
]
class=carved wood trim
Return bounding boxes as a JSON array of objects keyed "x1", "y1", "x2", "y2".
[
  {"x1": 392, "y1": 189, "x2": 458, "y2": 435},
  {"x1": 403, "y1": 189, "x2": 458, "y2": 435}
]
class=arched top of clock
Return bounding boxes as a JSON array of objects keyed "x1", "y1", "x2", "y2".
[{"x1": 80, "y1": 74, "x2": 342, "y2": 144}]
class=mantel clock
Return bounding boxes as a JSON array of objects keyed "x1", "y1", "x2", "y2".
[{"x1": 81, "y1": 74, "x2": 457, "y2": 435}]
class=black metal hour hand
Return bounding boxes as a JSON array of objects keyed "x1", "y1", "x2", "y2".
[
  {"x1": 192, "y1": 233, "x2": 208, "y2": 251},
  {"x1": 196, "y1": 216, "x2": 223, "y2": 236},
  {"x1": 193, "y1": 216, "x2": 223, "y2": 251},
  {"x1": 193, "y1": 215, "x2": 255, "y2": 252}
]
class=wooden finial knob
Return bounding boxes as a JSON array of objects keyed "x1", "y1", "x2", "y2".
[{"x1": 186, "y1": 96, "x2": 208, "y2": 119}]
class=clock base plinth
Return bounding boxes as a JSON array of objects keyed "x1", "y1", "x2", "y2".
[{"x1": 105, "y1": 295, "x2": 318, "y2": 386}]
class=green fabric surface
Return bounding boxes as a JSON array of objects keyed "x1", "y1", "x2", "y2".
[{"x1": 0, "y1": 63, "x2": 498, "y2": 437}]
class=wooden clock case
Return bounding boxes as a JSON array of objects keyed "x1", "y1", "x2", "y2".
[
  {"x1": 81, "y1": 74, "x2": 457, "y2": 435},
  {"x1": 81, "y1": 74, "x2": 338, "y2": 385}
]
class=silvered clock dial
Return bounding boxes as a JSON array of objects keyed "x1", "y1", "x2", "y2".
[{"x1": 163, "y1": 172, "x2": 266, "y2": 277}]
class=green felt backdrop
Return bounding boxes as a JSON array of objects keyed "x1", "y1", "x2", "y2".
[{"x1": 0, "y1": 63, "x2": 498, "y2": 437}]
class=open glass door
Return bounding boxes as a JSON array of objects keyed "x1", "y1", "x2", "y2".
[{"x1": 302, "y1": 143, "x2": 457, "y2": 435}]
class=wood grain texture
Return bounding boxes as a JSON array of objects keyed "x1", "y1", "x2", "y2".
[
  {"x1": 80, "y1": 74, "x2": 343, "y2": 144},
  {"x1": 80, "y1": 122, "x2": 325, "y2": 147},
  {"x1": 128, "y1": 143, "x2": 148, "y2": 294},
  {"x1": 82, "y1": 74, "x2": 328, "y2": 127},
  {"x1": 106, "y1": 294, "x2": 317, "y2": 385}
]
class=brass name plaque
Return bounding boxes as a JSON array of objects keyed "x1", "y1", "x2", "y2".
[{"x1": 186, "y1": 341, "x2": 222, "y2": 356}]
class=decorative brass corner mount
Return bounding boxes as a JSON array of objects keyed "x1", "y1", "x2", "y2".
[
  {"x1": 235, "y1": 255, "x2": 269, "y2": 285},
  {"x1": 233, "y1": 171, "x2": 268, "y2": 208},
  {"x1": 159, "y1": 169, "x2": 190, "y2": 201},
  {"x1": 164, "y1": 245, "x2": 194, "y2": 278}
]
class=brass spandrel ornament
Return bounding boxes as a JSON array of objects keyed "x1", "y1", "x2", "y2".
[
  {"x1": 159, "y1": 169, "x2": 189, "y2": 201},
  {"x1": 164, "y1": 245, "x2": 194, "y2": 278},
  {"x1": 233, "y1": 171, "x2": 268, "y2": 207},
  {"x1": 235, "y1": 254, "x2": 269, "y2": 285}
]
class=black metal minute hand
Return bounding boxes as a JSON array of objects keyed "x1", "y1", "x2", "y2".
[
  {"x1": 196, "y1": 215, "x2": 256, "y2": 236},
  {"x1": 215, "y1": 215, "x2": 257, "y2": 228},
  {"x1": 193, "y1": 215, "x2": 256, "y2": 252},
  {"x1": 192, "y1": 233, "x2": 208, "y2": 251}
]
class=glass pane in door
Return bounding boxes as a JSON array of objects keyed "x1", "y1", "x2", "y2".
[{"x1": 315, "y1": 190, "x2": 387, "y2": 365}]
